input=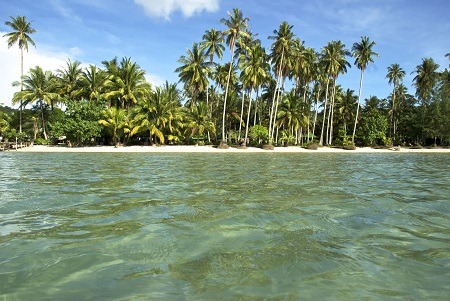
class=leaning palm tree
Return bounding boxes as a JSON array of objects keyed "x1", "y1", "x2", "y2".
[
  {"x1": 12, "y1": 66, "x2": 58, "y2": 140},
  {"x1": 386, "y1": 63, "x2": 406, "y2": 141},
  {"x1": 3, "y1": 15, "x2": 37, "y2": 133},
  {"x1": 219, "y1": 8, "x2": 250, "y2": 148},
  {"x1": 351, "y1": 36, "x2": 379, "y2": 143}
]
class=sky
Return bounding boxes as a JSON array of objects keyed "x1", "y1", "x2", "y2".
[{"x1": 1, "y1": 0, "x2": 449, "y2": 108}]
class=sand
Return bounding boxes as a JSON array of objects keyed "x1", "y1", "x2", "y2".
[{"x1": 11, "y1": 144, "x2": 450, "y2": 153}]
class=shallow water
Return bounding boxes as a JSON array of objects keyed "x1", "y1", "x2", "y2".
[{"x1": 0, "y1": 152, "x2": 449, "y2": 300}]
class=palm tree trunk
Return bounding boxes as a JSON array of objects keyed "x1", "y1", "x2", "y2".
[
  {"x1": 311, "y1": 85, "x2": 320, "y2": 143},
  {"x1": 220, "y1": 48, "x2": 235, "y2": 146},
  {"x1": 328, "y1": 80, "x2": 337, "y2": 145},
  {"x1": 243, "y1": 88, "x2": 254, "y2": 147},
  {"x1": 319, "y1": 78, "x2": 330, "y2": 146},
  {"x1": 268, "y1": 51, "x2": 284, "y2": 144},
  {"x1": 238, "y1": 90, "x2": 245, "y2": 141},
  {"x1": 352, "y1": 70, "x2": 364, "y2": 143},
  {"x1": 19, "y1": 48, "x2": 24, "y2": 134}
]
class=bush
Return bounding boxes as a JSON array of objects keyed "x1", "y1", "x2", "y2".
[
  {"x1": 35, "y1": 137, "x2": 49, "y2": 145},
  {"x1": 305, "y1": 143, "x2": 318, "y2": 150},
  {"x1": 342, "y1": 144, "x2": 356, "y2": 150}
]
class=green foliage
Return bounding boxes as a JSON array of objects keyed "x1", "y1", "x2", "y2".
[
  {"x1": 52, "y1": 100, "x2": 103, "y2": 146},
  {"x1": 35, "y1": 137, "x2": 49, "y2": 145},
  {"x1": 248, "y1": 125, "x2": 268, "y2": 146},
  {"x1": 358, "y1": 113, "x2": 388, "y2": 146}
]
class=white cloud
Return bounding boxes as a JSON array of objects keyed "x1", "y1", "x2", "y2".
[
  {"x1": 134, "y1": 0, "x2": 220, "y2": 20},
  {"x1": 0, "y1": 34, "x2": 69, "y2": 108}
]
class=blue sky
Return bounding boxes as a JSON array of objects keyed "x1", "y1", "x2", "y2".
[{"x1": 1, "y1": 0, "x2": 449, "y2": 108}]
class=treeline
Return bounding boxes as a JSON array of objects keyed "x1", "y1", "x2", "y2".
[{"x1": 1, "y1": 10, "x2": 450, "y2": 148}]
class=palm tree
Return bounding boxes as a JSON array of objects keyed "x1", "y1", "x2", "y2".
[
  {"x1": 12, "y1": 66, "x2": 58, "y2": 140},
  {"x1": 200, "y1": 28, "x2": 225, "y2": 111},
  {"x1": 98, "y1": 107, "x2": 128, "y2": 146},
  {"x1": 103, "y1": 57, "x2": 150, "y2": 110},
  {"x1": 268, "y1": 21, "x2": 296, "y2": 145},
  {"x1": 351, "y1": 36, "x2": 379, "y2": 143},
  {"x1": 175, "y1": 43, "x2": 209, "y2": 108},
  {"x1": 386, "y1": 63, "x2": 406, "y2": 141},
  {"x1": 412, "y1": 57, "x2": 440, "y2": 143},
  {"x1": 320, "y1": 40, "x2": 351, "y2": 145},
  {"x1": 239, "y1": 43, "x2": 269, "y2": 147},
  {"x1": 81, "y1": 64, "x2": 109, "y2": 103},
  {"x1": 219, "y1": 8, "x2": 250, "y2": 148},
  {"x1": 3, "y1": 15, "x2": 37, "y2": 133},
  {"x1": 56, "y1": 59, "x2": 83, "y2": 104},
  {"x1": 131, "y1": 85, "x2": 181, "y2": 145},
  {"x1": 184, "y1": 102, "x2": 216, "y2": 145},
  {"x1": 337, "y1": 88, "x2": 357, "y2": 136}
]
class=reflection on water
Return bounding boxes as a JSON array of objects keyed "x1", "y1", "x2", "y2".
[{"x1": 1, "y1": 152, "x2": 449, "y2": 300}]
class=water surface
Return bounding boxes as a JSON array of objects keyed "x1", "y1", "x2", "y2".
[{"x1": 1, "y1": 152, "x2": 449, "y2": 300}]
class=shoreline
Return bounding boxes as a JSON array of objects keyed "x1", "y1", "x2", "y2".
[{"x1": 10, "y1": 145, "x2": 450, "y2": 153}]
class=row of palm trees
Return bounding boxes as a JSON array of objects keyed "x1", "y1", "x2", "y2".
[{"x1": 3, "y1": 11, "x2": 449, "y2": 147}]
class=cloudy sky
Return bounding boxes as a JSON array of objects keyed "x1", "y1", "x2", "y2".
[{"x1": 1, "y1": 0, "x2": 449, "y2": 107}]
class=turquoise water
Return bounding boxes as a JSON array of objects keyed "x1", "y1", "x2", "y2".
[{"x1": 0, "y1": 152, "x2": 449, "y2": 300}]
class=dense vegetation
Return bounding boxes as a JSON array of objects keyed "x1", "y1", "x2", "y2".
[{"x1": 1, "y1": 10, "x2": 450, "y2": 148}]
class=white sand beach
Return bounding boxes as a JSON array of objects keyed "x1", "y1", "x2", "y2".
[{"x1": 12, "y1": 144, "x2": 450, "y2": 153}]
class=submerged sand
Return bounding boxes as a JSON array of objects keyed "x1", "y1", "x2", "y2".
[{"x1": 12, "y1": 145, "x2": 450, "y2": 153}]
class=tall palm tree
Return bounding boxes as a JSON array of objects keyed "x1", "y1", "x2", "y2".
[
  {"x1": 412, "y1": 57, "x2": 439, "y2": 143},
  {"x1": 12, "y1": 66, "x2": 58, "y2": 140},
  {"x1": 337, "y1": 88, "x2": 357, "y2": 135},
  {"x1": 386, "y1": 63, "x2": 406, "y2": 141},
  {"x1": 351, "y1": 36, "x2": 379, "y2": 143},
  {"x1": 239, "y1": 43, "x2": 269, "y2": 147},
  {"x1": 175, "y1": 43, "x2": 209, "y2": 108},
  {"x1": 268, "y1": 21, "x2": 296, "y2": 144},
  {"x1": 200, "y1": 28, "x2": 225, "y2": 110},
  {"x1": 219, "y1": 8, "x2": 250, "y2": 148},
  {"x1": 3, "y1": 15, "x2": 37, "y2": 133},
  {"x1": 320, "y1": 40, "x2": 351, "y2": 145}
]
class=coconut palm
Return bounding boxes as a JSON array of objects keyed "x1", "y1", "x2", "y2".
[
  {"x1": 386, "y1": 63, "x2": 406, "y2": 141},
  {"x1": 12, "y1": 66, "x2": 58, "y2": 140},
  {"x1": 175, "y1": 43, "x2": 209, "y2": 108},
  {"x1": 219, "y1": 8, "x2": 250, "y2": 148},
  {"x1": 239, "y1": 43, "x2": 269, "y2": 146},
  {"x1": 3, "y1": 15, "x2": 37, "y2": 133},
  {"x1": 131, "y1": 85, "x2": 181, "y2": 145},
  {"x1": 98, "y1": 107, "x2": 128, "y2": 146},
  {"x1": 320, "y1": 40, "x2": 351, "y2": 145},
  {"x1": 412, "y1": 58, "x2": 440, "y2": 143},
  {"x1": 337, "y1": 88, "x2": 357, "y2": 135},
  {"x1": 200, "y1": 28, "x2": 225, "y2": 110},
  {"x1": 184, "y1": 102, "x2": 216, "y2": 145},
  {"x1": 351, "y1": 36, "x2": 379, "y2": 143},
  {"x1": 56, "y1": 59, "x2": 84, "y2": 104},
  {"x1": 103, "y1": 57, "x2": 150, "y2": 110},
  {"x1": 80, "y1": 64, "x2": 109, "y2": 103},
  {"x1": 268, "y1": 21, "x2": 296, "y2": 144}
]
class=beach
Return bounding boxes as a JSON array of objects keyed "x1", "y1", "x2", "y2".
[{"x1": 12, "y1": 144, "x2": 450, "y2": 153}]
